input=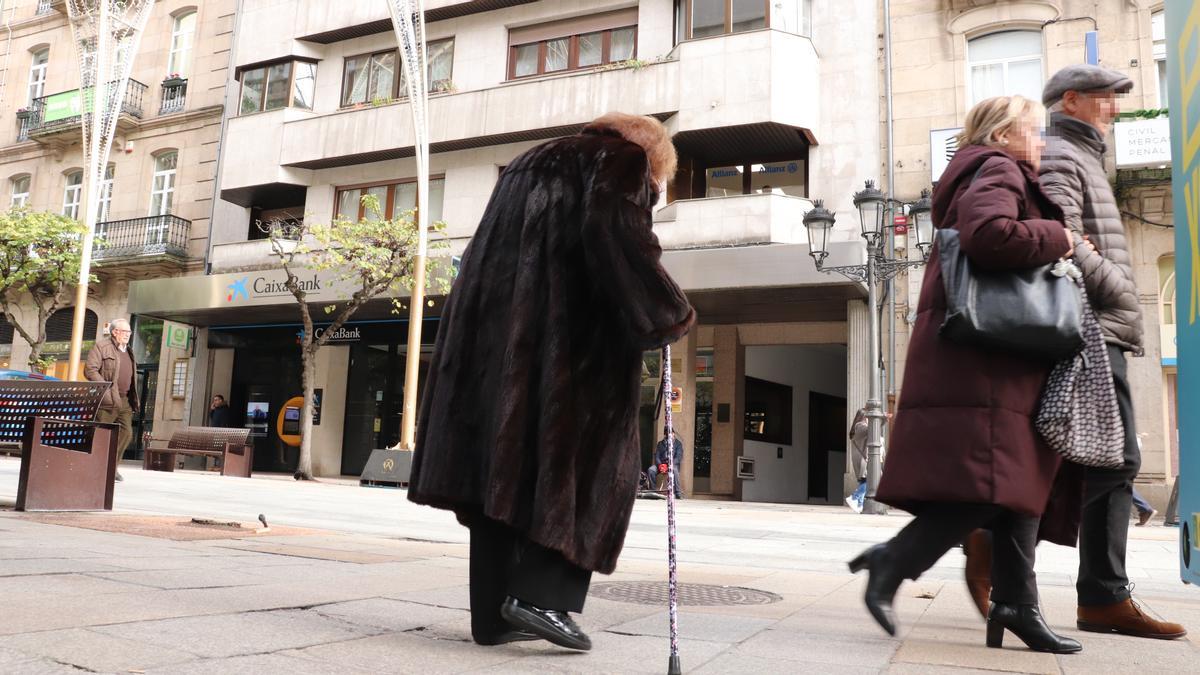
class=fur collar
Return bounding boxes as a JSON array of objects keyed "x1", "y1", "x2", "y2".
[{"x1": 582, "y1": 113, "x2": 677, "y2": 185}]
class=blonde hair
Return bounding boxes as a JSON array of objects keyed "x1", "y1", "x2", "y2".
[{"x1": 957, "y1": 95, "x2": 1044, "y2": 148}]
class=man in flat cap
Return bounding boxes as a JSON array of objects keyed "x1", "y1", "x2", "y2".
[{"x1": 1037, "y1": 64, "x2": 1185, "y2": 639}]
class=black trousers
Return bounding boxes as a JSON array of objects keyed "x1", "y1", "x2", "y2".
[
  {"x1": 888, "y1": 504, "x2": 1039, "y2": 605},
  {"x1": 468, "y1": 515, "x2": 592, "y2": 643},
  {"x1": 1077, "y1": 345, "x2": 1141, "y2": 607}
]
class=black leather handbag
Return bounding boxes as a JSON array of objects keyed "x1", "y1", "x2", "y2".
[{"x1": 936, "y1": 228, "x2": 1083, "y2": 361}]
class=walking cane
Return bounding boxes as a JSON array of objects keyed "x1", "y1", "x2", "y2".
[{"x1": 660, "y1": 345, "x2": 682, "y2": 675}]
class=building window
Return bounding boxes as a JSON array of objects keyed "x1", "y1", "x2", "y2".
[
  {"x1": 62, "y1": 171, "x2": 82, "y2": 220},
  {"x1": 703, "y1": 160, "x2": 807, "y2": 198},
  {"x1": 1153, "y1": 11, "x2": 1167, "y2": 107},
  {"x1": 171, "y1": 358, "x2": 189, "y2": 399},
  {"x1": 238, "y1": 59, "x2": 316, "y2": 114},
  {"x1": 28, "y1": 48, "x2": 48, "y2": 104},
  {"x1": 507, "y1": 19, "x2": 637, "y2": 80},
  {"x1": 341, "y1": 39, "x2": 454, "y2": 107},
  {"x1": 967, "y1": 30, "x2": 1043, "y2": 106},
  {"x1": 676, "y1": 0, "x2": 768, "y2": 41},
  {"x1": 335, "y1": 177, "x2": 445, "y2": 224},
  {"x1": 149, "y1": 152, "x2": 177, "y2": 219},
  {"x1": 744, "y1": 376, "x2": 792, "y2": 445},
  {"x1": 10, "y1": 175, "x2": 30, "y2": 207},
  {"x1": 167, "y1": 11, "x2": 197, "y2": 78},
  {"x1": 1159, "y1": 255, "x2": 1176, "y2": 325},
  {"x1": 97, "y1": 164, "x2": 114, "y2": 224}
]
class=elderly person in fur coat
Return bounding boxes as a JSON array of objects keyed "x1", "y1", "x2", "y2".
[{"x1": 407, "y1": 112, "x2": 695, "y2": 651}]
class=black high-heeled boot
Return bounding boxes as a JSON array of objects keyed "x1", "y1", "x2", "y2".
[
  {"x1": 986, "y1": 603, "x2": 1082, "y2": 654},
  {"x1": 848, "y1": 543, "x2": 904, "y2": 636}
]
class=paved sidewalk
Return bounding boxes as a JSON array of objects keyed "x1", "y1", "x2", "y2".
[{"x1": 0, "y1": 459, "x2": 1197, "y2": 674}]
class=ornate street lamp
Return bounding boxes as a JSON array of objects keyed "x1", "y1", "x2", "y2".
[
  {"x1": 804, "y1": 181, "x2": 932, "y2": 515},
  {"x1": 909, "y1": 189, "x2": 934, "y2": 260}
]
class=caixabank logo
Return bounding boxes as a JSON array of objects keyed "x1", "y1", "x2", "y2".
[{"x1": 226, "y1": 278, "x2": 249, "y2": 302}]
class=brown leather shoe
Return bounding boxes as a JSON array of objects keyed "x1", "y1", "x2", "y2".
[
  {"x1": 963, "y1": 529, "x2": 991, "y2": 619},
  {"x1": 1078, "y1": 599, "x2": 1187, "y2": 639}
]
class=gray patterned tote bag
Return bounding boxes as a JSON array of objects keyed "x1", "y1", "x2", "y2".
[{"x1": 1035, "y1": 276, "x2": 1124, "y2": 469}]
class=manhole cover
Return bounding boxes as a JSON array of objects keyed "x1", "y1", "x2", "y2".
[{"x1": 590, "y1": 581, "x2": 782, "y2": 606}]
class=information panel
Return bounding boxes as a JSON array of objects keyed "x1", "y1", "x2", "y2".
[{"x1": 1167, "y1": 0, "x2": 1200, "y2": 585}]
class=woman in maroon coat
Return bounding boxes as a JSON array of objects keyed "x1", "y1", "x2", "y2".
[{"x1": 849, "y1": 96, "x2": 1082, "y2": 654}]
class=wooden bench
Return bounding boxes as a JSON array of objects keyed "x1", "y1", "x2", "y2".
[
  {"x1": 0, "y1": 380, "x2": 117, "y2": 511},
  {"x1": 142, "y1": 426, "x2": 254, "y2": 478}
]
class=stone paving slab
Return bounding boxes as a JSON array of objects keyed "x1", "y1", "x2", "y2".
[
  {"x1": 731, "y1": 628, "x2": 901, "y2": 670},
  {"x1": 2, "y1": 627, "x2": 198, "y2": 672},
  {"x1": 606, "y1": 610, "x2": 776, "y2": 643},
  {"x1": 290, "y1": 632, "x2": 521, "y2": 674},
  {"x1": 92, "y1": 608, "x2": 380, "y2": 659},
  {"x1": 311, "y1": 597, "x2": 467, "y2": 633},
  {"x1": 147, "y1": 652, "x2": 375, "y2": 675},
  {"x1": 0, "y1": 647, "x2": 81, "y2": 675}
]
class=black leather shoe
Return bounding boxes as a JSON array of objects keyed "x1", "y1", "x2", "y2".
[
  {"x1": 474, "y1": 629, "x2": 541, "y2": 646},
  {"x1": 848, "y1": 543, "x2": 903, "y2": 637},
  {"x1": 500, "y1": 596, "x2": 592, "y2": 651},
  {"x1": 987, "y1": 603, "x2": 1082, "y2": 654}
]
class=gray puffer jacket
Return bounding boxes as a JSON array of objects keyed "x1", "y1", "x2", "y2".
[{"x1": 1038, "y1": 113, "x2": 1143, "y2": 355}]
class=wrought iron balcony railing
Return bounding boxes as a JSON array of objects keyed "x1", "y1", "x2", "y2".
[
  {"x1": 94, "y1": 214, "x2": 190, "y2": 261},
  {"x1": 36, "y1": 0, "x2": 53, "y2": 15},
  {"x1": 26, "y1": 79, "x2": 147, "y2": 136},
  {"x1": 159, "y1": 78, "x2": 187, "y2": 114}
]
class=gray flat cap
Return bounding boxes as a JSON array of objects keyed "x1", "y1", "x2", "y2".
[{"x1": 1043, "y1": 64, "x2": 1133, "y2": 105}]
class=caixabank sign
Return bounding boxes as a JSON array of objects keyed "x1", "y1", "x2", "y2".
[{"x1": 1167, "y1": 0, "x2": 1200, "y2": 585}]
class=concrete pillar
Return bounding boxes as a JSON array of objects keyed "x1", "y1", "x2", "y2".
[
  {"x1": 710, "y1": 326, "x2": 744, "y2": 498},
  {"x1": 845, "y1": 299, "x2": 871, "y2": 497}
]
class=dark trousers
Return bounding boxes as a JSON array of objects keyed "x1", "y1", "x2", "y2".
[
  {"x1": 95, "y1": 399, "x2": 133, "y2": 475},
  {"x1": 1077, "y1": 345, "x2": 1141, "y2": 607},
  {"x1": 468, "y1": 515, "x2": 592, "y2": 643},
  {"x1": 888, "y1": 504, "x2": 1039, "y2": 605}
]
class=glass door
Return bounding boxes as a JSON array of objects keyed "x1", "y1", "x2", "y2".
[
  {"x1": 130, "y1": 367, "x2": 157, "y2": 460},
  {"x1": 341, "y1": 343, "x2": 392, "y2": 476}
]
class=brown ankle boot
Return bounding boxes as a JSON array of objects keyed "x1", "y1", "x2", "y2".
[
  {"x1": 963, "y1": 529, "x2": 991, "y2": 619},
  {"x1": 1077, "y1": 598, "x2": 1187, "y2": 639}
]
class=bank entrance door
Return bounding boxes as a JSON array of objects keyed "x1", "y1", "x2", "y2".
[{"x1": 341, "y1": 342, "x2": 432, "y2": 476}]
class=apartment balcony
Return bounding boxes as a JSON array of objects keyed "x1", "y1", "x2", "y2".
[
  {"x1": 93, "y1": 214, "x2": 191, "y2": 270},
  {"x1": 221, "y1": 30, "x2": 818, "y2": 196},
  {"x1": 159, "y1": 78, "x2": 187, "y2": 115},
  {"x1": 653, "y1": 193, "x2": 814, "y2": 250},
  {"x1": 26, "y1": 80, "x2": 147, "y2": 148},
  {"x1": 208, "y1": 239, "x2": 283, "y2": 273}
]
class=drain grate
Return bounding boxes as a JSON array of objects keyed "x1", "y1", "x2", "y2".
[{"x1": 590, "y1": 581, "x2": 782, "y2": 606}]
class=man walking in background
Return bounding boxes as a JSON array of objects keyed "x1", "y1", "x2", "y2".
[
  {"x1": 1038, "y1": 64, "x2": 1184, "y2": 640},
  {"x1": 85, "y1": 318, "x2": 139, "y2": 483}
]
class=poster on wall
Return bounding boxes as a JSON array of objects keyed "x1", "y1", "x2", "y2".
[
  {"x1": 1167, "y1": 0, "x2": 1200, "y2": 585},
  {"x1": 313, "y1": 388, "x2": 323, "y2": 426}
]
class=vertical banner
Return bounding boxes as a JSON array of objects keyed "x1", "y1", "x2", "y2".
[{"x1": 1167, "y1": 0, "x2": 1200, "y2": 585}]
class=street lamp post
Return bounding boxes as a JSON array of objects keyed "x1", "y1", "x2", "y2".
[{"x1": 803, "y1": 182, "x2": 933, "y2": 515}]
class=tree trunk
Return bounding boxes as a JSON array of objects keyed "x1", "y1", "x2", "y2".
[{"x1": 296, "y1": 346, "x2": 317, "y2": 480}]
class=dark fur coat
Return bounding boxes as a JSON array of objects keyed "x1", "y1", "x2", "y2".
[{"x1": 407, "y1": 117, "x2": 695, "y2": 574}]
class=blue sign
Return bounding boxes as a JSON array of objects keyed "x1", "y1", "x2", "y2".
[
  {"x1": 1167, "y1": 0, "x2": 1200, "y2": 585},
  {"x1": 1084, "y1": 31, "x2": 1099, "y2": 65}
]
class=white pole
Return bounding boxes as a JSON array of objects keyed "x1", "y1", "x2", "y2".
[
  {"x1": 386, "y1": 0, "x2": 430, "y2": 450},
  {"x1": 64, "y1": 0, "x2": 154, "y2": 379}
]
